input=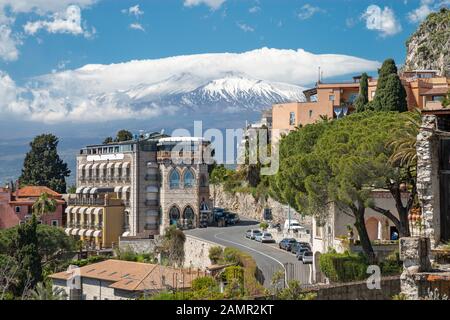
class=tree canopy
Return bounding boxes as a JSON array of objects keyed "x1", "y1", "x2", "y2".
[
  {"x1": 355, "y1": 73, "x2": 369, "y2": 112},
  {"x1": 270, "y1": 111, "x2": 415, "y2": 260},
  {"x1": 19, "y1": 134, "x2": 70, "y2": 194}
]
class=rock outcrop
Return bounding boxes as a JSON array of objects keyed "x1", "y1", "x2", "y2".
[{"x1": 404, "y1": 8, "x2": 450, "y2": 76}]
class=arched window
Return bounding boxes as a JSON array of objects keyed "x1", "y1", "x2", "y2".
[
  {"x1": 169, "y1": 170, "x2": 180, "y2": 189},
  {"x1": 169, "y1": 206, "x2": 180, "y2": 224},
  {"x1": 183, "y1": 169, "x2": 195, "y2": 188},
  {"x1": 183, "y1": 206, "x2": 195, "y2": 220}
]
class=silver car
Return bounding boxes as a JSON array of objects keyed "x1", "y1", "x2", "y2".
[
  {"x1": 245, "y1": 229, "x2": 262, "y2": 240},
  {"x1": 302, "y1": 251, "x2": 313, "y2": 264},
  {"x1": 255, "y1": 232, "x2": 274, "y2": 243}
]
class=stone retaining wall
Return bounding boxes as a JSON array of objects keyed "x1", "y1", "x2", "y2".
[
  {"x1": 183, "y1": 235, "x2": 225, "y2": 270},
  {"x1": 303, "y1": 276, "x2": 401, "y2": 300},
  {"x1": 211, "y1": 184, "x2": 312, "y2": 227},
  {"x1": 118, "y1": 237, "x2": 157, "y2": 254}
]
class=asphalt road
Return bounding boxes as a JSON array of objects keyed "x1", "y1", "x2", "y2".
[{"x1": 185, "y1": 219, "x2": 311, "y2": 288}]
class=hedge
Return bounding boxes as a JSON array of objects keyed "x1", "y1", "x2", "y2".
[{"x1": 319, "y1": 251, "x2": 369, "y2": 283}]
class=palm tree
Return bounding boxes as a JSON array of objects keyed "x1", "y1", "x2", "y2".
[
  {"x1": 388, "y1": 109, "x2": 421, "y2": 169},
  {"x1": 32, "y1": 192, "x2": 57, "y2": 218},
  {"x1": 28, "y1": 281, "x2": 66, "y2": 300}
]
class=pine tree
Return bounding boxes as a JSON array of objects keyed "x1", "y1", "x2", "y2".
[
  {"x1": 19, "y1": 134, "x2": 70, "y2": 193},
  {"x1": 115, "y1": 130, "x2": 133, "y2": 142},
  {"x1": 14, "y1": 215, "x2": 42, "y2": 296},
  {"x1": 355, "y1": 73, "x2": 369, "y2": 112}
]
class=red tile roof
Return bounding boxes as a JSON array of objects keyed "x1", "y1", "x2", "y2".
[{"x1": 15, "y1": 186, "x2": 61, "y2": 198}]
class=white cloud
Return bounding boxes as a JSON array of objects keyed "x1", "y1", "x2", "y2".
[
  {"x1": 236, "y1": 22, "x2": 254, "y2": 32},
  {"x1": 130, "y1": 23, "x2": 145, "y2": 32},
  {"x1": 0, "y1": 48, "x2": 380, "y2": 123},
  {"x1": 408, "y1": 0, "x2": 433, "y2": 23},
  {"x1": 249, "y1": 6, "x2": 261, "y2": 14},
  {"x1": 0, "y1": 0, "x2": 97, "y2": 14},
  {"x1": 183, "y1": 0, "x2": 226, "y2": 11},
  {"x1": 122, "y1": 4, "x2": 144, "y2": 17},
  {"x1": 362, "y1": 5, "x2": 402, "y2": 37},
  {"x1": 23, "y1": 5, "x2": 92, "y2": 37},
  {"x1": 407, "y1": 0, "x2": 449, "y2": 23},
  {"x1": 0, "y1": 25, "x2": 21, "y2": 61},
  {"x1": 297, "y1": 4, "x2": 324, "y2": 20}
]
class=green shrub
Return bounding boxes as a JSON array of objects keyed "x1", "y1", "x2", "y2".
[
  {"x1": 259, "y1": 222, "x2": 269, "y2": 230},
  {"x1": 208, "y1": 246, "x2": 223, "y2": 264},
  {"x1": 380, "y1": 251, "x2": 402, "y2": 275},
  {"x1": 319, "y1": 251, "x2": 369, "y2": 283}
]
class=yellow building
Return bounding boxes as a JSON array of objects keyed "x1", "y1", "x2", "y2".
[{"x1": 65, "y1": 193, "x2": 125, "y2": 249}]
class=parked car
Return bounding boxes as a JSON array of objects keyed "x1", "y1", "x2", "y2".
[
  {"x1": 297, "y1": 242, "x2": 311, "y2": 250},
  {"x1": 284, "y1": 219, "x2": 305, "y2": 232},
  {"x1": 290, "y1": 242, "x2": 303, "y2": 255},
  {"x1": 279, "y1": 238, "x2": 297, "y2": 251},
  {"x1": 302, "y1": 251, "x2": 313, "y2": 264},
  {"x1": 296, "y1": 248, "x2": 311, "y2": 261},
  {"x1": 226, "y1": 213, "x2": 239, "y2": 225},
  {"x1": 245, "y1": 229, "x2": 262, "y2": 240},
  {"x1": 255, "y1": 232, "x2": 274, "y2": 243}
]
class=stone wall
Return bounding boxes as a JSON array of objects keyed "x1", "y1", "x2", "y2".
[
  {"x1": 211, "y1": 184, "x2": 311, "y2": 226},
  {"x1": 302, "y1": 276, "x2": 401, "y2": 300},
  {"x1": 118, "y1": 237, "x2": 157, "y2": 254},
  {"x1": 183, "y1": 235, "x2": 224, "y2": 270},
  {"x1": 416, "y1": 114, "x2": 441, "y2": 247}
]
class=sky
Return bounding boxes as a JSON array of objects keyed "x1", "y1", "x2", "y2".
[
  {"x1": 1, "y1": 0, "x2": 448, "y2": 84},
  {"x1": 0, "y1": 0, "x2": 449, "y2": 185}
]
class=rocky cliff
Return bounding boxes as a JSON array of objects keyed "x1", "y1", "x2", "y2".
[
  {"x1": 210, "y1": 184, "x2": 312, "y2": 226},
  {"x1": 404, "y1": 8, "x2": 450, "y2": 76}
]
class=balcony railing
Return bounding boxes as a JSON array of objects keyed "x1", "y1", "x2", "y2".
[
  {"x1": 144, "y1": 174, "x2": 159, "y2": 181},
  {"x1": 145, "y1": 200, "x2": 159, "y2": 207},
  {"x1": 68, "y1": 198, "x2": 106, "y2": 206}
]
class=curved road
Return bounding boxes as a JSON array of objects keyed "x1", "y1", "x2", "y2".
[{"x1": 186, "y1": 219, "x2": 311, "y2": 288}]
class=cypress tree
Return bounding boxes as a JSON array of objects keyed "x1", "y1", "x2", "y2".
[
  {"x1": 19, "y1": 134, "x2": 70, "y2": 193},
  {"x1": 355, "y1": 73, "x2": 369, "y2": 112},
  {"x1": 14, "y1": 215, "x2": 42, "y2": 295},
  {"x1": 372, "y1": 59, "x2": 407, "y2": 112}
]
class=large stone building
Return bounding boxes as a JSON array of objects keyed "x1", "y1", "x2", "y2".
[{"x1": 65, "y1": 133, "x2": 212, "y2": 249}]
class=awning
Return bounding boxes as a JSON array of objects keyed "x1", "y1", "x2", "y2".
[
  {"x1": 85, "y1": 230, "x2": 95, "y2": 237},
  {"x1": 82, "y1": 187, "x2": 91, "y2": 194},
  {"x1": 65, "y1": 206, "x2": 73, "y2": 214},
  {"x1": 78, "y1": 164, "x2": 86, "y2": 171},
  {"x1": 99, "y1": 163, "x2": 107, "y2": 170},
  {"x1": 72, "y1": 206, "x2": 81, "y2": 213},
  {"x1": 92, "y1": 163, "x2": 100, "y2": 170},
  {"x1": 122, "y1": 186, "x2": 130, "y2": 193},
  {"x1": 93, "y1": 230, "x2": 102, "y2": 237},
  {"x1": 78, "y1": 229, "x2": 87, "y2": 236},
  {"x1": 71, "y1": 229, "x2": 80, "y2": 235},
  {"x1": 87, "y1": 207, "x2": 96, "y2": 214},
  {"x1": 122, "y1": 162, "x2": 130, "y2": 168},
  {"x1": 93, "y1": 208, "x2": 103, "y2": 215},
  {"x1": 122, "y1": 231, "x2": 131, "y2": 237},
  {"x1": 106, "y1": 163, "x2": 115, "y2": 169},
  {"x1": 79, "y1": 207, "x2": 88, "y2": 214},
  {"x1": 114, "y1": 162, "x2": 122, "y2": 169},
  {"x1": 90, "y1": 187, "x2": 98, "y2": 194},
  {"x1": 75, "y1": 187, "x2": 84, "y2": 194},
  {"x1": 64, "y1": 228, "x2": 72, "y2": 235},
  {"x1": 85, "y1": 164, "x2": 93, "y2": 170},
  {"x1": 114, "y1": 186, "x2": 123, "y2": 193}
]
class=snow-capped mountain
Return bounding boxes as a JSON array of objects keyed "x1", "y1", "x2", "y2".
[{"x1": 95, "y1": 73, "x2": 306, "y2": 114}]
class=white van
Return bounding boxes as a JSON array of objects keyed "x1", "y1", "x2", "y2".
[{"x1": 284, "y1": 219, "x2": 304, "y2": 231}]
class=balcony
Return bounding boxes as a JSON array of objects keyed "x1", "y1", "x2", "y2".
[
  {"x1": 145, "y1": 200, "x2": 159, "y2": 207},
  {"x1": 144, "y1": 173, "x2": 159, "y2": 182},
  {"x1": 157, "y1": 151, "x2": 203, "y2": 163},
  {"x1": 68, "y1": 198, "x2": 106, "y2": 206}
]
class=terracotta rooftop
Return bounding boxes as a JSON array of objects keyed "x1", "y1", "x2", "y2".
[
  {"x1": 15, "y1": 186, "x2": 62, "y2": 198},
  {"x1": 49, "y1": 259, "x2": 206, "y2": 292}
]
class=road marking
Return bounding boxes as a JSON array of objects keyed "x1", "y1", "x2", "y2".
[{"x1": 213, "y1": 231, "x2": 289, "y2": 287}]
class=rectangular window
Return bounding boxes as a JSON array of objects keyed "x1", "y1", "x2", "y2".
[
  {"x1": 309, "y1": 110, "x2": 313, "y2": 118},
  {"x1": 15, "y1": 206, "x2": 20, "y2": 213},
  {"x1": 329, "y1": 95, "x2": 335, "y2": 101},
  {"x1": 52, "y1": 220, "x2": 59, "y2": 227},
  {"x1": 289, "y1": 112, "x2": 296, "y2": 126},
  {"x1": 371, "y1": 91, "x2": 376, "y2": 98}
]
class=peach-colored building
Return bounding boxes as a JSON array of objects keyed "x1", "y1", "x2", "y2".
[
  {"x1": 272, "y1": 71, "x2": 450, "y2": 143},
  {"x1": 0, "y1": 185, "x2": 65, "y2": 229}
]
